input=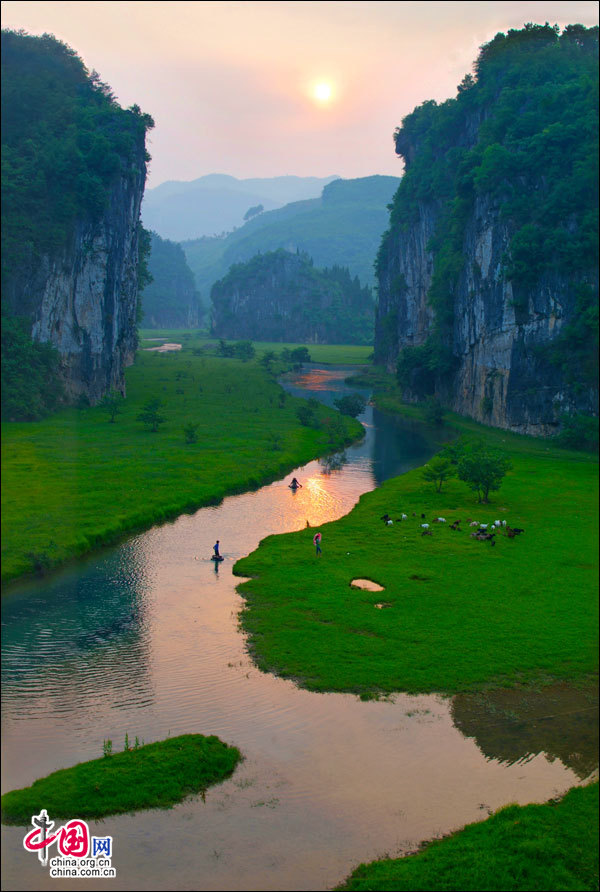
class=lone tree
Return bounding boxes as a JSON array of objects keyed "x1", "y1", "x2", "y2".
[
  {"x1": 137, "y1": 398, "x2": 165, "y2": 432},
  {"x1": 457, "y1": 447, "x2": 512, "y2": 503},
  {"x1": 334, "y1": 393, "x2": 366, "y2": 418},
  {"x1": 100, "y1": 389, "x2": 122, "y2": 423},
  {"x1": 183, "y1": 422, "x2": 199, "y2": 444},
  {"x1": 217, "y1": 339, "x2": 234, "y2": 357},
  {"x1": 421, "y1": 456, "x2": 456, "y2": 492},
  {"x1": 243, "y1": 203, "x2": 264, "y2": 221},
  {"x1": 261, "y1": 350, "x2": 277, "y2": 371},
  {"x1": 423, "y1": 397, "x2": 445, "y2": 425},
  {"x1": 233, "y1": 340, "x2": 255, "y2": 361}
]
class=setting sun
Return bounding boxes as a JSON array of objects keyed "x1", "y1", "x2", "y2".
[{"x1": 313, "y1": 81, "x2": 333, "y2": 104}]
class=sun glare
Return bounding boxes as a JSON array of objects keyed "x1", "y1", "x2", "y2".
[{"x1": 313, "y1": 82, "x2": 333, "y2": 104}]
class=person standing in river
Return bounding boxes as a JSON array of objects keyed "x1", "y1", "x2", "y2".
[
  {"x1": 214, "y1": 540, "x2": 220, "y2": 558},
  {"x1": 313, "y1": 532, "x2": 322, "y2": 556}
]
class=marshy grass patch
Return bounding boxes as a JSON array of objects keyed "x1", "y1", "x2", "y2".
[{"x1": 1, "y1": 734, "x2": 242, "y2": 824}]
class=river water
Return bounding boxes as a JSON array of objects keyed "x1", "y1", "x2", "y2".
[{"x1": 1, "y1": 366, "x2": 597, "y2": 891}]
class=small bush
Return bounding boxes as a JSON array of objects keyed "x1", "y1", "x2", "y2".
[
  {"x1": 183, "y1": 422, "x2": 200, "y2": 444},
  {"x1": 557, "y1": 414, "x2": 599, "y2": 451}
]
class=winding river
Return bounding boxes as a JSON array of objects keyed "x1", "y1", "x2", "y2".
[{"x1": 1, "y1": 366, "x2": 597, "y2": 891}]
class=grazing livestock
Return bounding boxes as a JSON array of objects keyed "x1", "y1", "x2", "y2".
[
  {"x1": 402, "y1": 513, "x2": 408, "y2": 520},
  {"x1": 386, "y1": 520, "x2": 393, "y2": 525},
  {"x1": 450, "y1": 521, "x2": 461, "y2": 530},
  {"x1": 469, "y1": 521, "x2": 479, "y2": 527},
  {"x1": 471, "y1": 531, "x2": 496, "y2": 543},
  {"x1": 422, "y1": 530, "x2": 433, "y2": 536},
  {"x1": 421, "y1": 523, "x2": 430, "y2": 529},
  {"x1": 433, "y1": 517, "x2": 447, "y2": 523},
  {"x1": 512, "y1": 528, "x2": 525, "y2": 534},
  {"x1": 502, "y1": 520, "x2": 507, "y2": 526}
]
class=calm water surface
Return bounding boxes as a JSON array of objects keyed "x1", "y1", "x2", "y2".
[{"x1": 2, "y1": 366, "x2": 597, "y2": 891}]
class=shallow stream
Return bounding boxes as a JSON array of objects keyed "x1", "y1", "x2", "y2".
[{"x1": 1, "y1": 365, "x2": 597, "y2": 890}]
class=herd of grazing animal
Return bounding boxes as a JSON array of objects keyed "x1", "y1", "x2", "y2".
[{"x1": 378, "y1": 511, "x2": 524, "y2": 545}]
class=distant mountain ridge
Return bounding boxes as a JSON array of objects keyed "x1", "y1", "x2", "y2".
[
  {"x1": 182, "y1": 175, "x2": 401, "y2": 297},
  {"x1": 142, "y1": 174, "x2": 339, "y2": 240}
]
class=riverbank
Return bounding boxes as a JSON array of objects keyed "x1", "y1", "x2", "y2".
[
  {"x1": 336, "y1": 781, "x2": 599, "y2": 891},
  {"x1": 1, "y1": 350, "x2": 362, "y2": 584},
  {"x1": 234, "y1": 402, "x2": 598, "y2": 695},
  {"x1": 1, "y1": 734, "x2": 241, "y2": 823}
]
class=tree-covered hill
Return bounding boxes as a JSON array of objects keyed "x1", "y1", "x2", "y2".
[
  {"x1": 182, "y1": 175, "x2": 401, "y2": 297},
  {"x1": 140, "y1": 232, "x2": 204, "y2": 329},
  {"x1": 375, "y1": 23, "x2": 598, "y2": 437},
  {"x1": 211, "y1": 249, "x2": 374, "y2": 344},
  {"x1": 1, "y1": 30, "x2": 153, "y2": 419},
  {"x1": 142, "y1": 173, "x2": 339, "y2": 240}
]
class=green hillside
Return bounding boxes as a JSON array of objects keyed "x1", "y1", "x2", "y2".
[
  {"x1": 141, "y1": 232, "x2": 203, "y2": 328},
  {"x1": 182, "y1": 175, "x2": 400, "y2": 296}
]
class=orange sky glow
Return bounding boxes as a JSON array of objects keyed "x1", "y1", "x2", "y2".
[{"x1": 2, "y1": 1, "x2": 598, "y2": 186}]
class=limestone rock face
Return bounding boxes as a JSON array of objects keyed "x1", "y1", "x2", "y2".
[
  {"x1": 25, "y1": 147, "x2": 146, "y2": 404},
  {"x1": 375, "y1": 133, "x2": 597, "y2": 438}
]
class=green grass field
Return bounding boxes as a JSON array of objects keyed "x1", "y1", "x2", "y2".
[
  {"x1": 1, "y1": 735, "x2": 241, "y2": 823},
  {"x1": 234, "y1": 406, "x2": 598, "y2": 695},
  {"x1": 1, "y1": 348, "x2": 361, "y2": 583},
  {"x1": 336, "y1": 782, "x2": 599, "y2": 891},
  {"x1": 139, "y1": 330, "x2": 373, "y2": 365}
]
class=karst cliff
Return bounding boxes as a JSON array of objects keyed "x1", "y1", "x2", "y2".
[
  {"x1": 375, "y1": 24, "x2": 598, "y2": 435},
  {"x1": 1, "y1": 30, "x2": 153, "y2": 410}
]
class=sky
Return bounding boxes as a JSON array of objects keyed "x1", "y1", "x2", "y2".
[{"x1": 2, "y1": 1, "x2": 598, "y2": 188}]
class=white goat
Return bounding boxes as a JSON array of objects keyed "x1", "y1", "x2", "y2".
[{"x1": 421, "y1": 523, "x2": 430, "y2": 529}]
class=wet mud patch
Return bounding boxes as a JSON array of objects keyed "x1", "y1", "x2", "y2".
[{"x1": 351, "y1": 578, "x2": 385, "y2": 592}]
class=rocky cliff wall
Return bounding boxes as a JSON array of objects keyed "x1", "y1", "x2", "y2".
[
  {"x1": 375, "y1": 26, "x2": 598, "y2": 437},
  {"x1": 376, "y1": 182, "x2": 597, "y2": 437},
  {"x1": 26, "y1": 148, "x2": 147, "y2": 403}
]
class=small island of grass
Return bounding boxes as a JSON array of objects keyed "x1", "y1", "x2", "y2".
[
  {"x1": 336, "y1": 782, "x2": 599, "y2": 892},
  {"x1": 1, "y1": 734, "x2": 241, "y2": 824}
]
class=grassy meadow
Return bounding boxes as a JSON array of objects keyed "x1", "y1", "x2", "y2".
[
  {"x1": 1, "y1": 345, "x2": 362, "y2": 583},
  {"x1": 139, "y1": 330, "x2": 373, "y2": 365},
  {"x1": 1, "y1": 735, "x2": 241, "y2": 823},
  {"x1": 336, "y1": 782, "x2": 599, "y2": 892},
  {"x1": 234, "y1": 405, "x2": 598, "y2": 695}
]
